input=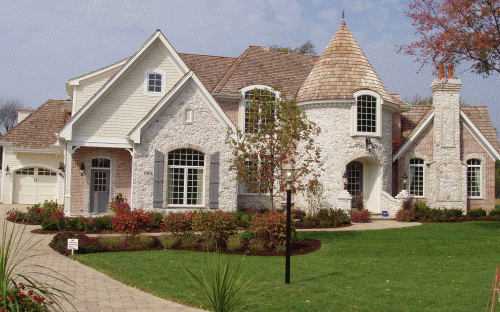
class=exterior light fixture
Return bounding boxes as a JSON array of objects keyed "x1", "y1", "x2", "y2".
[
  {"x1": 342, "y1": 172, "x2": 348, "y2": 189},
  {"x1": 5, "y1": 166, "x2": 9, "y2": 176},
  {"x1": 80, "y1": 162, "x2": 85, "y2": 176},
  {"x1": 403, "y1": 173, "x2": 408, "y2": 189},
  {"x1": 365, "y1": 137, "x2": 373, "y2": 152},
  {"x1": 283, "y1": 162, "x2": 295, "y2": 285},
  {"x1": 58, "y1": 162, "x2": 65, "y2": 173}
]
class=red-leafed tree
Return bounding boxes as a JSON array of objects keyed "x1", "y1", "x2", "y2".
[
  {"x1": 226, "y1": 88, "x2": 322, "y2": 210},
  {"x1": 398, "y1": 0, "x2": 500, "y2": 76}
]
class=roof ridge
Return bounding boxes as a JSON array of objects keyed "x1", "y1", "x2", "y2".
[
  {"x1": 211, "y1": 46, "x2": 253, "y2": 94},
  {"x1": 178, "y1": 52, "x2": 236, "y2": 60}
]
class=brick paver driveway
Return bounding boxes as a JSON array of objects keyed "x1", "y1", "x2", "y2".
[{"x1": 0, "y1": 205, "x2": 204, "y2": 312}]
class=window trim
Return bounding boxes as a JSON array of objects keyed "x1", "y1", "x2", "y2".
[
  {"x1": 466, "y1": 158, "x2": 482, "y2": 198},
  {"x1": 166, "y1": 149, "x2": 205, "y2": 207},
  {"x1": 144, "y1": 68, "x2": 166, "y2": 96},
  {"x1": 239, "y1": 85, "x2": 280, "y2": 133},
  {"x1": 351, "y1": 90, "x2": 382, "y2": 137},
  {"x1": 409, "y1": 158, "x2": 425, "y2": 197}
]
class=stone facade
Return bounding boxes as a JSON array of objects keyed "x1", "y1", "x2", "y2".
[{"x1": 132, "y1": 83, "x2": 237, "y2": 212}]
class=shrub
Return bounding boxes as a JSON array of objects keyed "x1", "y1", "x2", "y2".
[
  {"x1": 447, "y1": 208, "x2": 464, "y2": 218},
  {"x1": 158, "y1": 235, "x2": 180, "y2": 249},
  {"x1": 148, "y1": 211, "x2": 165, "y2": 229},
  {"x1": 413, "y1": 200, "x2": 431, "y2": 220},
  {"x1": 112, "y1": 209, "x2": 153, "y2": 236},
  {"x1": 100, "y1": 236, "x2": 125, "y2": 249},
  {"x1": 25, "y1": 205, "x2": 45, "y2": 224},
  {"x1": 41, "y1": 217, "x2": 60, "y2": 231},
  {"x1": 249, "y1": 211, "x2": 291, "y2": 243},
  {"x1": 351, "y1": 210, "x2": 371, "y2": 223},
  {"x1": 227, "y1": 235, "x2": 244, "y2": 251},
  {"x1": 93, "y1": 215, "x2": 114, "y2": 230},
  {"x1": 275, "y1": 241, "x2": 286, "y2": 253},
  {"x1": 109, "y1": 202, "x2": 131, "y2": 216},
  {"x1": 248, "y1": 239, "x2": 265, "y2": 252},
  {"x1": 467, "y1": 208, "x2": 487, "y2": 218},
  {"x1": 128, "y1": 235, "x2": 155, "y2": 248},
  {"x1": 162, "y1": 212, "x2": 195, "y2": 235},
  {"x1": 5, "y1": 209, "x2": 25, "y2": 222},
  {"x1": 192, "y1": 211, "x2": 238, "y2": 242},
  {"x1": 51, "y1": 232, "x2": 105, "y2": 254},
  {"x1": 395, "y1": 209, "x2": 417, "y2": 222},
  {"x1": 302, "y1": 215, "x2": 319, "y2": 227},
  {"x1": 180, "y1": 233, "x2": 198, "y2": 248},
  {"x1": 239, "y1": 230, "x2": 255, "y2": 240},
  {"x1": 202, "y1": 236, "x2": 217, "y2": 252},
  {"x1": 489, "y1": 208, "x2": 500, "y2": 219}
]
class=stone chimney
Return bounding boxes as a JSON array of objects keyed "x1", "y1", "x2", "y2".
[{"x1": 429, "y1": 64, "x2": 465, "y2": 210}]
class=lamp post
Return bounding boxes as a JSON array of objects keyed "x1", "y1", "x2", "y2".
[
  {"x1": 402, "y1": 173, "x2": 408, "y2": 190},
  {"x1": 283, "y1": 163, "x2": 295, "y2": 284}
]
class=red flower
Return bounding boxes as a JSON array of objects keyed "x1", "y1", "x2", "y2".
[
  {"x1": 10, "y1": 296, "x2": 14, "y2": 301},
  {"x1": 19, "y1": 293, "x2": 26, "y2": 298},
  {"x1": 3, "y1": 307, "x2": 6, "y2": 312}
]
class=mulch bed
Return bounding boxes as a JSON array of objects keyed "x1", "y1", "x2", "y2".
[{"x1": 49, "y1": 234, "x2": 321, "y2": 257}]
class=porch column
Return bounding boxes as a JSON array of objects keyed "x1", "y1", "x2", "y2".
[{"x1": 64, "y1": 144, "x2": 73, "y2": 216}]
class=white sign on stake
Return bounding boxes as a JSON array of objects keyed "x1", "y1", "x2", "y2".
[{"x1": 67, "y1": 239, "x2": 78, "y2": 255}]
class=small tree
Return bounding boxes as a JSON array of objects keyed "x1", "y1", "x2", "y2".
[
  {"x1": 226, "y1": 89, "x2": 322, "y2": 210},
  {"x1": 0, "y1": 97, "x2": 23, "y2": 134}
]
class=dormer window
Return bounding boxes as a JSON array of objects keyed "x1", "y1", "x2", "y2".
[
  {"x1": 144, "y1": 69, "x2": 166, "y2": 96},
  {"x1": 351, "y1": 90, "x2": 382, "y2": 137},
  {"x1": 148, "y1": 74, "x2": 162, "y2": 93}
]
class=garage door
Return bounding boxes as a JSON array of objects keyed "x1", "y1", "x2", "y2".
[{"x1": 13, "y1": 167, "x2": 58, "y2": 204}]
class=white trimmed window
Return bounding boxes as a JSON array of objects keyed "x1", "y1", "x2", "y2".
[
  {"x1": 409, "y1": 158, "x2": 424, "y2": 197},
  {"x1": 467, "y1": 159, "x2": 481, "y2": 198},
  {"x1": 144, "y1": 69, "x2": 166, "y2": 96},
  {"x1": 240, "y1": 86, "x2": 279, "y2": 133},
  {"x1": 167, "y1": 149, "x2": 204, "y2": 206},
  {"x1": 352, "y1": 90, "x2": 382, "y2": 137}
]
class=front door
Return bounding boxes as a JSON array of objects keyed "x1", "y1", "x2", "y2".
[
  {"x1": 90, "y1": 169, "x2": 110, "y2": 213},
  {"x1": 346, "y1": 161, "x2": 363, "y2": 209}
]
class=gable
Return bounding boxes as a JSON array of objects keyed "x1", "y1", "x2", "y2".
[{"x1": 59, "y1": 31, "x2": 189, "y2": 144}]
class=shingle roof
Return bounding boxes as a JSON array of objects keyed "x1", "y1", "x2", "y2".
[
  {"x1": 400, "y1": 105, "x2": 433, "y2": 139},
  {"x1": 297, "y1": 22, "x2": 394, "y2": 104},
  {"x1": 461, "y1": 106, "x2": 500, "y2": 153},
  {"x1": 0, "y1": 100, "x2": 70, "y2": 149},
  {"x1": 211, "y1": 46, "x2": 318, "y2": 97},
  {"x1": 178, "y1": 53, "x2": 236, "y2": 93}
]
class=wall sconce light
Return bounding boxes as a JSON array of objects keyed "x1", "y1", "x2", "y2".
[
  {"x1": 365, "y1": 137, "x2": 373, "y2": 152},
  {"x1": 5, "y1": 166, "x2": 9, "y2": 176},
  {"x1": 403, "y1": 173, "x2": 408, "y2": 189},
  {"x1": 80, "y1": 162, "x2": 85, "y2": 176},
  {"x1": 342, "y1": 172, "x2": 348, "y2": 189},
  {"x1": 58, "y1": 162, "x2": 65, "y2": 173}
]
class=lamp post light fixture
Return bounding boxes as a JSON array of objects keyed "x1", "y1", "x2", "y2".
[
  {"x1": 342, "y1": 171, "x2": 348, "y2": 190},
  {"x1": 80, "y1": 162, "x2": 85, "y2": 176},
  {"x1": 365, "y1": 137, "x2": 373, "y2": 152},
  {"x1": 283, "y1": 162, "x2": 295, "y2": 284},
  {"x1": 402, "y1": 173, "x2": 408, "y2": 190}
]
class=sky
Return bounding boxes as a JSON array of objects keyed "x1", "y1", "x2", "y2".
[{"x1": 1, "y1": 0, "x2": 499, "y2": 137}]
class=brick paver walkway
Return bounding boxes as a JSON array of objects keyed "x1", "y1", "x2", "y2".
[{"x1": 0, "y1": 205, "x2": 204, "y2": 312}]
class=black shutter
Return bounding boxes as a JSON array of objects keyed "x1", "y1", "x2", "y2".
[
  {"x1": 153, "y1": 150, "x2": 164, "y2": 208},
  {"x1": 209, "y1": 152, "x2": 220, "y2": 209}
]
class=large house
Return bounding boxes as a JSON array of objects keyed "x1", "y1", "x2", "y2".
[{"x1": 1, "y1": 21, "x2": 499, "y2": 216}]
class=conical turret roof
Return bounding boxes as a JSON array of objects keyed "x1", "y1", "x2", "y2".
[{"x1": 297, "y1": 22, "x2": 394, "y2": 104}]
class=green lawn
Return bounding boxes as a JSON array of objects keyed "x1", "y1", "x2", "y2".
[{"x1": 73, "y1": 222, "x2": 500, "y2": 311}]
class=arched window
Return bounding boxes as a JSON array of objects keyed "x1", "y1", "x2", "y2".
[
  {"x1": 409, "y1": 158, "x2": 424, "y2": 197},
  {"x1": 243, "y1": 88, "x2": 277, "y2": 133},
  {"x1": 467, "y1": 159, "x2": 481, "y2": 198},
  {"x1": 167, "y1": 149, "x2": 204, "y2": 206}
]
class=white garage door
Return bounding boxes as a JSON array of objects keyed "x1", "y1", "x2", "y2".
[{"x1": 13, "y1": 167, "x2": 58, "y2": 204}]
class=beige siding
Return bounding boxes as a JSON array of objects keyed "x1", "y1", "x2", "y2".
[
  {"x1": 74, "y1": 69, "x2": 119, "y2": 113},
  {"x1": 1, "y1": 146, "x2": 64, "y2": 204},
  {"x1": 74, "y1": 41, "x2": 183, "y2": 139}
]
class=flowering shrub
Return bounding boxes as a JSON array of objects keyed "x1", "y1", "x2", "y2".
[
  {"x1": 148, "y1": 211, "x2": 165, "y2": 229},
  {"x1": 112, "y1": 209, "x2": 153, "y2": 236},
  {"x1": 249, "y1": 211, "x2": 291, "y2": 243},
  {"x1": 351, "y1": 210, "x2": 371, "y2": 223},
  {"x1": 162, "y1": 212, "x2": 195, "y2": 235},
  {"x1": 5, "y1": 209, "x2": 25, "y2": 223},
  {"x1": 41, "y1": 214, "x2": 96, "y2": 232},
  {"x1": 109, "y1": 202, "x2": 131, "y2": 215},
  {"x1": 395, "y1": 209, "x2": 417, "y2": 222},
  {"x1": 192, "y1": 211, "x2": 238, "y2": 242}
]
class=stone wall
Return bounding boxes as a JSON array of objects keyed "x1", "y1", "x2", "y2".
[{"x1": 133, "y1": 82, "x2": 238, "y2": 212}]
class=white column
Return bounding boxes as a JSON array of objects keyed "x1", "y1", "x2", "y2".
[{"x1": 64, "y1": 144, "x2": 73, "y2": 216}]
